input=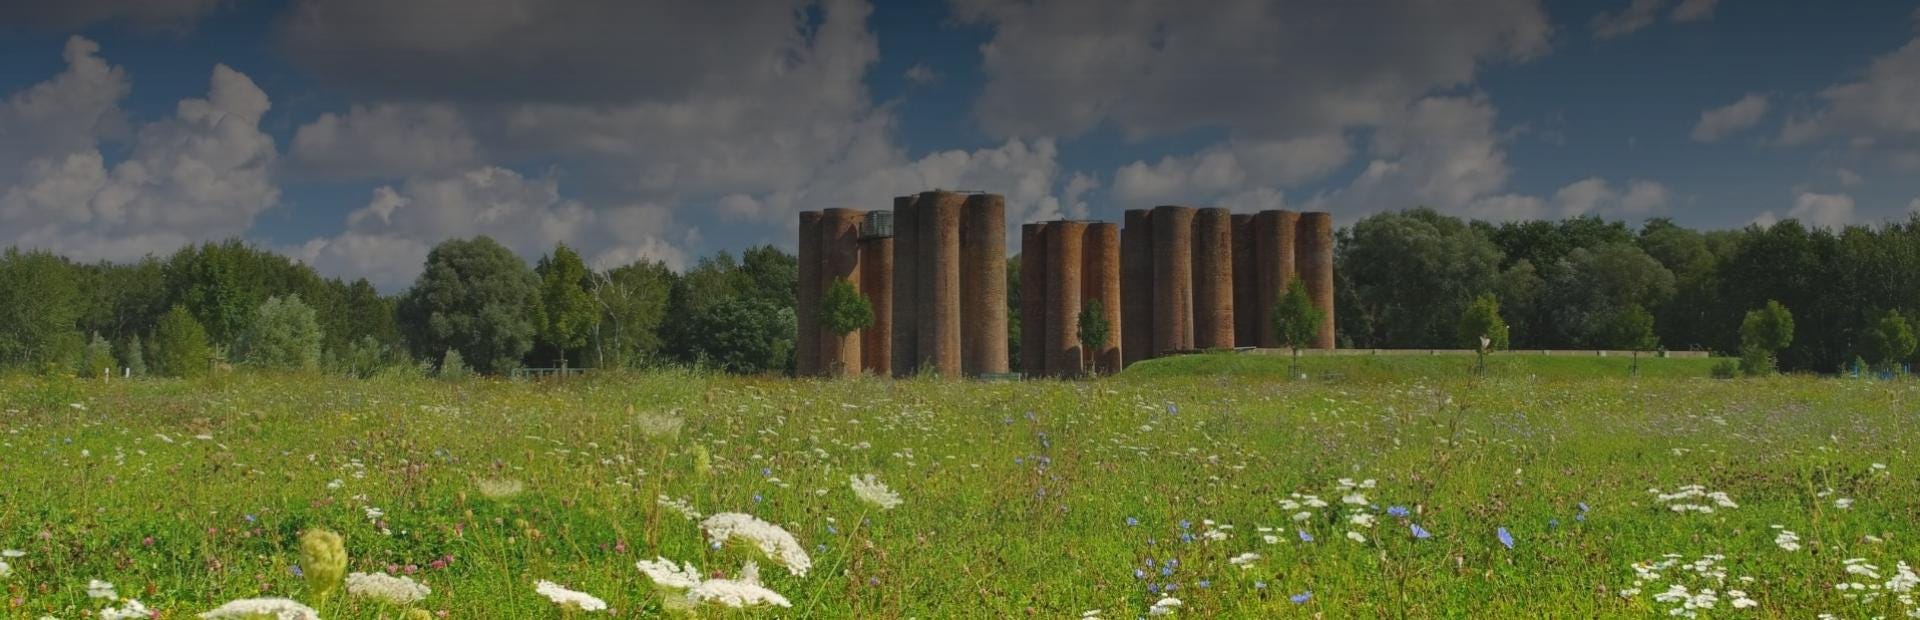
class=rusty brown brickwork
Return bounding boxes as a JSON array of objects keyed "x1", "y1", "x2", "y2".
[
  {"x1": 1150, "y1": 206, "x2": 1195, "y2": 356},
  {"x1": 1045, "y1": 220, "x2": 1086, "y2": 377},
  {"x1": 961, "y1": 194, "x2": 1008, "y2": 376},
  {"x1": 1231, "y1": 213, "x2": 1255, "y2": 347},
  {"x1": 1120, "y1": 209, "x2": 1154, "y2": 367},
  {"x1": 1296, "y1": 211, "x2": 1336, "y2": 349},
  {"x1": 889, "y1": 195, "x2": 919, "y2": 377},
  {"x1": 796, "y1": 211, "x2": 822, "y2": 376},
  {"x1": 1253, "y1": 210, "x2": 1298, "y2": 348},
  {"x1": 819, "y1": 208, "x2": 865, "y2": 376},
  {"x1": 1020, "y1": 222, "x2": 1049, "y2": 376},
  {"x1": 1083, "y1": 222, "x2": 1122, "y2": 374},
  {"x1": 1191, "y1": 208, "x2": 1234, "y2": 350},
  {"x1": 860, "y1": 236, "x2": 892, "y2": 376},
  {"x1": 916, "y1": 191, "x2": 964, "y2": 376}
]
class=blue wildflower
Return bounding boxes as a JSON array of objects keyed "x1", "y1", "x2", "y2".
[
  {"x1": 1126, "y1": 517, "x2": 1140, "y2": 527},
  {"x1": 753, "y1": 493, "x2": 763, "y2": 503},
  {"x1": 1497, "y1": 527, "x2": 1514, "y2": 549},
  {"x1": 1147, "y1": 583, "x2": 1160, "y2": 594},
  {"x1": 1410, "y1": 523, "x2": 1431, "y2": 539},
  {"x1": 1134, "y1": 568, "x2": 1146, "y2": 579},
  {"x1": 1161, "y1": 566, "x2": 1174, "y2": 577},
  {"x1": 1254, "y1": 581, "x2": 1267, "y2": 590},
  {"x1": 1291, "y1": 591, "x2": 1312, "y2": 604},
  {"x1": 1548, "y1": 518, "x2": 1558, "y2": 529},
  {"x1": 1179, "y1": 520, "x2": 1191, "y2": 530},
  {"x1": 1198, "y1": 580, "x2": 1211, "y2": 589},
  {"x1": 1298, "y1": 530, "x2": 1314, "y2": 542},
  {"x1": 1386, "y1": 506, "x2": 1409, "y2": 518}
]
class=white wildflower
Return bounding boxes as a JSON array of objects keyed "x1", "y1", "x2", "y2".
[
  {"x1": 687, "y1": 579, "x2": 793, "y2": 608},
  {"x1": 1290, "y1": 511, "x2": 1312, "y2": 522},
  {"x1": 1228, "y1": 552, "x2": 1260, "y2": 567},
  {"x1": 657, "y1": 496, "x2": 702, "y2": 520},
  {"x1": 849, "y1": 474, "x2": 903, "y2": 510},
  {"x1": 1341, "y1": 493, "x2": 1369, "y2": 506},
  {"x1": 1346, "y1": 531, "x2": 1368, "y2": 543},
  {"x1": 1846, "y1": 558, "x2": 1882, "y2": 580},
  {"x1": 1774, "y1": 530, "x2": 1801, "y2": 552},
  {"x1": 198, "y1": 598, "x2": 320, "y2": 619},
  {"x1": 100, "y1": 599, "x2": 152, "y2": 620},
  {"x1": 1349, "y1": 513, "x2": 1377, "y2": 528},
  {"x1": 88, "y1": 579, "x2": 117, "y2": 599},
  {"x1": 1729, "y1": 590, "x2": 1758, "y2": 608},
  {"x1": 0, "y1": 550, "x2": 22, "y2": 558},
  {"x1": 701, "y1": 513, "x2": 812, "y2": 576},
  {"x1": 637, "y1": 557, "x2": 704, "y2": 589},
  {"x1": 1834, "y1": 498, "x2": 1854, "y2": 510},
  {"x1": 1148, "y1": 596, "x2": 1182, "y2": 616},
  {"x1": 345, "y1": 571, "x2": 431, "y2": 605},
  {"x1": 535, "y1": 580, "x2": 608, "y2": 612},
  {"x1": 0, "y1": 560, "x2": 8, "y2": 578}
]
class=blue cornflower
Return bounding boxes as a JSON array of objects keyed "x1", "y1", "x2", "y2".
[
  {"x1": 1548, "y1": 518, "x2": 1559, "y2": 529},
  {"x1": 1496, "y1": 527, "x2": 1515, "y2": 549},
  {"x1": 1180, "y1": 532, "x2": 1194, "y2": 543},
  {"x1": 1134, "y1": 568, "x2": 1146, "y2": 580},
  {"x1": 1410, "y1": 523, "x2": 1431, "y2": 539},
  {"x1": 289, "y1": 565, "x2": 303, "y2": 577},
  {"x1": 1147, "y1": 583, "x2": 1160, "y2": 594},
  {"x1": 1179, "y1": 520, "x2": 1191, "y2": 530},
  {"x1": 1166, "y1": 403, "x2": 1178, "y2": 415},
  {"x1": 1145, "y1": 558, "x2": 1155, "y2": 567},
  {"x1": 1168, "y1": 559, "x2": 1179, "y2": 568},
  {"x1": 1575, "y1": 513, "x2": 1587, "y2": 522},
  {"x1": 753, "y1": 494, "x2": 763, "y2": 503},
  {"x1": 1290, "y1": 591, "x2": 1312, "y2": 604},
  {"x1": 1298, "y1": 530, "x2": 1314, "y2": 542},
  {"x1": 1578, "y1": 502, "x2": 1590, "y2": 513},
  {"x1": 761, "y1": 467, "x2": 771, "y2": 477},
  {"x1": 1165, "y1": 583, "x2": 1178, "y2": 592},
  {"x1": 1386, "y1": 506, "x2": 1409, "y2": 518},
  {"x1": 244, "y1": 514, "x2": 257, "y2": 524},
  {"x1": 1161, "y1": 566, "x2": 1173, "y2": 577},
  {"x1": 1126, "y1": 517, "x2": 1140, "y2": 527},
  {"x1": 827, "y1": 524, "x2": 839, "y2": 535}
]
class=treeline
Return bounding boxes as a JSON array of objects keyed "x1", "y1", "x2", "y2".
[
  {"x1": 1334, "y1": 209, "x2": 1920, "y2": 372},
  {"x1": 4, "y1": 208, "x2": 1918, "y2": 378}
]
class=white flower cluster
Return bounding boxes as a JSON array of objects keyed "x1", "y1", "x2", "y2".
[
  {"x1": 1620, "y1": 553, "x2": 1756, "y2": 617},
  {"x1": 702, "y1": 513, "x2": 813, "y2": 576},
  {"x1": 657, "y1": 495, "x2": 703, "y2": 520},
  {"x1": 1649, "y1": 485, "x2": 1738, "y2": 513},
  {"x1": 346, "y1": 571, "x2": 431, "y2": 604},
  {"x1": 849, "y1": 474, "x2": 903, "y2": 510},
  {"x1": 637, "y1": 557, "x2": 792, "y2": 608},
  {"x1": 1771, "y1": 526, "x2": 1801, "y2": 552},
  {"x1": 198, "y1": 597, "x2": 321, "y2": 619},
  {"x1": 1148, "y1": 596, "x2": 1182, "y2": 616},
  {"x1": 535, "y1": 580, "x2": 608, "y2": 612}
]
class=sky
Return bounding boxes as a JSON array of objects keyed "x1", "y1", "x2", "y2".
[{"x1": 3, "y1": 0, "x2": 1920, "y2": 291}]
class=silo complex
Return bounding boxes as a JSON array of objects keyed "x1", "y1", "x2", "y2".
[
  {"x1": 1150, "y1": 205, "x2": 1196, "y2": 356},
  {"x1": 818, "y1": 208, "x2": 865, "y2": 376},
  {"x1": 1083, "y1": 223, "x2": 1122, "y2": 375},
  {"x1": 1120, "y1": 210, "x2": 1154, "y2": 367},
  {"x1": 1019, "y1": 223, "x2": 1050, "y2": 376},
  {"x1": 1296, "y1": 212, "x2": 1336, "y2": 349},
  {"x1": 1191, "y1": 208, "x2": 1234, "y2": 350},
  {"x1": 961, "y1": 194, "x2": 1008, "y2": 375}
]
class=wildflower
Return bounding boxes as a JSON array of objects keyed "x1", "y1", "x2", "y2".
[
  {"x1": 345, "y1": 571, "x2": 431, "y2": 605},
  {"x1": 1386, "y1": 506, "x2": 1409, "y2": 518},
  {"x1": 0, "y1": 550, "x2": 21, "y2": 558},
  {"x1": 1833, "y1": 498, "x2": 1854, "y2": 510},
  {"x1": 1228, "y1": 552, "x2": 1260, "y2": 567},
  {"x1": 100, "y1": 599, "x2": 151, "y2": 620},
  {"x1": 1729, "y1": 590, "x2": 1758, "y2": 608},
  {"x1": 198, "y1": 598, "x2": 320, "y2": 619},
  {"x1": 1496, "y1": 527, "x2": 1514, "y2": 549},
  {"x1": 535, "y1": 580, "x2": 607, "y2": 612},
  {"x1": 1346, "y1": 531, "x2": 1368, "y2": 544},
  {"x1": 1410, "y1": 523, "x2": 1431, "y2": 539},
  {"x1": 1297, "y1": 530, "x2": 1314, "y2": 543},
  {"x1": 1148, "y1": 596, "x2": 1182, "y2": 616},
  {"x1": 657, "y1": 496, "x2": 702, "y2": 520},
  {"x1": 1291, "y1": 591, "x2": 1312, "y2": 604},
  {"x1": 1342, "y1": 493, "x2": 1368, "y2": 506},
  {"x1": 849, "y1": 474, "x2": 903, "y2": 510},
  {"x1": 1349, "y1": 513, "x2": 1376, "y2": 528},
  {"x1": 0, "y1": 560, "x2": 8, "y2": 578},
  {"x1": 1126, "y1": 517, "x2": 1139, "y2": 527},
  {"x1": 637, "y1": 557, "x2": 704, "y2": 589},
  {"x1": 88, "y1": 579, "x2": 117, "y2": 599},
  {"x1": 299, "y1": 529, "x2": 347, "y2": 600},
  {"x1": 687, "y1": 579, "x2": 793, "y2": 608},
  {"x1": 1774, "y1": 530, "x2": 1801, "y2": 552},
  {"x1": 701, "y1": 513, "x2": 813, "y2": 576},
  {"x1": 475, "y1": 478, "x2": 524, "y2": 499}
]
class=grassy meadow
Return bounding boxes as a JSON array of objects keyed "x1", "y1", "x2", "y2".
[{"x1": 1, "y1": 355, "x2": 1916, "y2": 618}]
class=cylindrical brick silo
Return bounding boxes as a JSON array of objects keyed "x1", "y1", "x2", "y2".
[
  {"x1": 1121, "y1": 209, "x2": 1154, "y2": 366},
  {"x1": 961, "y1": 193, "x2": 1008, "y2": 376},
  {"x1": 1191, "y1": 208, "x2": 1235, "y2": 350},
  {"x1": 819, "y1": 208, "x2": 865, "y2": 376},
  {"x1": 1150, "y1": 206, "x2": 1195, "y2": 356},
  {"x1": 916, "y1": 191, "x2": 964, "y2": 376},
  {"x1": 1020, "y1": 222, "x2": 1049, "y2": 377},
  {"x1": 1296, "y1": 211, "x2": 1336, "y2": 349},
  {"x1": 1253, "y1": 210, "x2": 1299, "y2": 348},
  {"x1": 1083, "y1": 222, "x2": 1122, "y2": 375},
  {"x1": 890, "y1": 195, "x2": 919, "y2": 377},
  {"x1": 861, "y1": 235, "x2": 892, "y2": 376},
  {"x1": 1045, "y1": 220, "x2": 1086, "y2": 377},
  {"x1": 796, "y1": 211, "x2": 823, "y2": 376},
  {"x1": 1231, "y1": 213, "x2": 1255, "y2": 347}
]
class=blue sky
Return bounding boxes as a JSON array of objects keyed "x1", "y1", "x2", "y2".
[{"x1": 2, "y1": 0, "x2": 1918, "y2": 290}]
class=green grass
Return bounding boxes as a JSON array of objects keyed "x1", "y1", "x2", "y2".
[
  {"x1": 1122, "y1": 350, "x2": 1725, "y2": 381},
  {"x1": 1, "y1": 369, "x2": 1915, "y2": 618}
]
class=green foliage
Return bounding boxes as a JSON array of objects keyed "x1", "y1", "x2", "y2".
[
  {"x1": 679, "y1": 298, "x2": 795, "y2": 374},
  {"x1": 1738, "y1": 345, "x2": 1776, "y2": 377},
  {"x1": 340, "y1": 335, "x2": 396, "y2": 379},
  {"x1": 398, "y1": 237, "x2": 543, "y2": 375},
  {"x1": 1458, "y1": 294, "x2": 1509, "y2": 351},
  {"x1": 1596, "y1": 304, "x2": 1659, "y2": 351},
  {"x1": 240, "y1": 295, "x2": 324, "y2": 371},
  {"x1": 587, "y1": 260, "x2": 675, "y2": 368},
  {"x1": 1273, "y1": 279, "x2": 1325, "y2": 351},
  {"x1": 817, "y1": 278, "x2": 874, "y2": 336},
  {"x1": 1741, "y1": 300, "x2": 1795, "y2": 359},
  {"x1": 1342, "y1": 208, "x2": 1502, "y2": 347},
  {"x1": 1710, "y1": 359, "x2": 1740, "y2": 379},
  {"x1": 79, "y1": 332, "x2": 116, "y2": 379},
  {"x1": 535, "y1": 244, "x2": 596, "y2": 366},
  {"x1": 1860, "y1": 309, "x2": 1917, "y2": 370},
  {"x1": 1077, "y1": 300, "x2": 1111, "y2": 354},
  {"x1": 437, "y1": 349, "x2": 471, "y2": 379},
  {"x1": 150, "y1": 305, "x2": 211, "y2": 378},
  {"x1": 0, "y1": 248, "x2": 84, "y2": 370},
  {"x1": 123, "y1": 335, "x2": 146, "y2": 377}
]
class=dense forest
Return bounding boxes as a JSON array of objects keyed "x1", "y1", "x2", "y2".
[{"x1": 3, "y1": 208, "x2": 1917, "y2": 378}]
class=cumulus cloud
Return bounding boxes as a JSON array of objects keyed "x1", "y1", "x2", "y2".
[
  {"x1": 1669, "y1": 0, "x2": 1720, "y2": 22},
  {"x1": 1110, "y1": 134, "x2": 1351, "y2": 210},
  {"x1": 0, "y1": 0, "x2": 225, "y2": 32},
  {"x1": 0, "y1": 38, "x2": 279, "y2": 262},
  {"x1": 1750, "y1": 192, "x2": 1855, "y2": 230},
  {"x1": 1691, "y1": 94, "x2": 1770, "y2": 142},
  {"x1": 291, "y1": 167, "x2": 691, "y2": 290},
  {"x1": 904, "y1": 63, "x2": 939, "y2": 85},
  {"x1": 289, "y1": 103, "x2": 480, "y2": 180},
  {"x1": 1909, "y1": 197, "x2": 1920, "y2": 214},
  {"x1": 1778, "y1": 38, "x2": 1920, "y2": 167},
  {"x1": 953, "y1": 0, "x2": 1549, "y2": 141},
  {"x1": 1591, "y1": 0, "x2": 1719, "y2": 39}
]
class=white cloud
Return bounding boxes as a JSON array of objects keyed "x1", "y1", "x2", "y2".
[
  {"x1": 1110, "y1": 134, "x2": 1350, "y2": 210},
  {"x1": 904, "y1": 63, "x2": 939, "y2": 85},
  {"x1": 1909, "y1": 197, "x2": 1920, "y2": 214},
  {"x1": 1591, "y1": 0, "x2": 1668, "y2": 39},
  {"x1": 1308, "y1": 95, "x2": 1515, "y2": 215},
  {"x1": 289, "y1": 103, "x2": 480, "y2": 180},
  {"x1": 1787, "y1": 192, "x2": 1855, "y2": 229},
  {"x1": 1836, "y1": 168, "x2": 1864, "y2": 187},
  {"x1": 1669, "y1": 0, "x2": 1720, "y2": 22},
  {"x1": 953, "y1": 0, "x2": 1549, "y2": 141},
  {"x1": 0, "y1": 37, "x2": 129, "y2": 184},
  {"x1": 1691, "y1": 94, "x2": 1770, "y2": 142},
  {"x1": 1, "y1": 39, "x2": 279, "y2": 262},
  {"x1": 292, "y1": 167, "x2": 691, "y2": 290},
  {"x1": 1778, "y1": 38, "x2": 1920, "y2": 167}
]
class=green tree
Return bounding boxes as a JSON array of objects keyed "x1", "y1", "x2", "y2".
[
  {"x1": 1597, "y1": 304, "x2": 1659, "y2": 375},
  {"x1": 1860, "y1": 309, "x2": 1917, "y2": 372},
  {"x1": 123, "y1": 335, "x2": 146, "y2": 377},
  {"x1": 0, "y1": 249, "x2": 85, "y2": 371},
  {"x1": 535, "y1": 244, "x2": 596, "y2": 368},
  {"x1": 1078, "y1": 299, "x2": 1111, "y2": 374},
  {"x1": 151, "y1": 305, "x2": 212, "y2": 378},
  {"x1": 438, "y1": 348, "x2": 471, "y2": 379},
  {"x1": 1272, "y1": 279, "x2": 1325, "y2": 377},
  {"x1": 587, "y1": 260, "x2": 676, "y2": 368},
  {"x1": 1739, "y1": 300, "x2": 1795, "y2": 376},
  {"x1": 818, "y1": 278, "x2": 874, "y2": 336},
  {"x1": 679, "y1": 298, "x2": 795, "y2": 374},
  {"x1": 1459, "y1": 294, "x2": 1510, "y2": 351},
  {"x1": 79, "y1": 332, "x2": 116, "y2": 379},
  {"x1": 397, "y1": 237, "x2": 543, "y2": 375},
  {"x1": 240, "y1": 294, "x2": 324, "y2": 371},
  {"x1": 1342, "y1": 209, "x2": 1502, "y2": 347}
]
